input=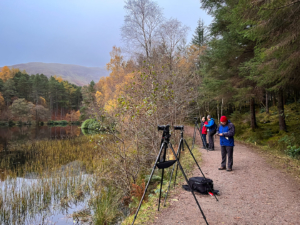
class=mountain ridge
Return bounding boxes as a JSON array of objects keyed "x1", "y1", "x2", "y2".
[{"x1": 5, "y1": 62, "x2": 109, "y2": 86}]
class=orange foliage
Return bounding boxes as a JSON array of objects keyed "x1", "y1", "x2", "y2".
[
  {"x1": 130, "y1": 180, "x2": 147, "y2": 202},
  {"x1": 53, "y1": 75, "x2": 63, "y2": 83},
  {"x1": 96, "y1": 46, "x2": 135, "y2": 112},
  {"x1": 0, "y1": 66, "x2": 13, "y2": 82},
  {"x1": 65, "y1": 110, "x2": 80, "y2": 121},
  {"x1": 38, "y1": 97, "x2": 47, "y2": 106}
]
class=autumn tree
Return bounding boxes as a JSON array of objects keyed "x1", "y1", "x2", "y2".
[
  {"x1": 33, "y1": 105, "x2": 50, "y2": 122},
  {"x1": 156, "y1": 18, "x2": 189, "y2": 69},
  {"x1": 11, "y1": 98, "x2": 33, "y2": 122},
  {"x1": 0, "y1": 66, "x2": 13, "y2": 82},
  {"x1": 121, "y1": 0, "x2": 164, "y2": 58},
  {"x1": 65, "y1": 110, "x2": 80, "y2": 122}
]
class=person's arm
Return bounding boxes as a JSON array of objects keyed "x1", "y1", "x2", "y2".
[
  {"x1": 223, "y1": 123, "x2": 235, "y2": 137},
  {"x1": 205, "y1": 120, "x2": 214, "y2": 128}
]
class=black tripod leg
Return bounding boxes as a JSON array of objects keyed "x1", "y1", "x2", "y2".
[
  {"x1": 131, "y1": 142, "x2": 166, "y2": 225},
  {"x1": 169, "y1": 143, "x2": 209, "y2": 225},
  {"x1": 173, "y1": 146, "x2": 181, "y2": 188},
  {"x1": 158, "y1": 168, "x2": 164, "y2": 211},
  {"x1": 184, "y1": 139, "x2": 206, "y2": 178},
  {"x1": 192, "y1": 124, "x2": 196, "y2": 150},
  {"x1": 184, "y1": 139, "x2": 219, "y2": 202},
  {"x1": 163, "y1": 140, "x2": 182, "y2": 206}
]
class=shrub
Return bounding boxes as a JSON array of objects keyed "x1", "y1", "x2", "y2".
[
  {"x1": 81, "y1": 119, "x2": 102, "y2": 130},
  {"x1": 285, "y1": 145, "x2": 300, "y2": 159},
  {"x1": 92, "y1": 187, "x2": 122, "y2": 225},
  {"x1": 47, "y1": 120, "x2": 54, "y2": 125}
]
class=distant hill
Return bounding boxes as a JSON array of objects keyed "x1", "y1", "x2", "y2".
[{"x1": 7, "y1": 62, "x2": 109, "y2": 86}]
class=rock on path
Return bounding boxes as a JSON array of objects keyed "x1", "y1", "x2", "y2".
[{"x1": 149, "y1": 126, "x2": 300, "y2": 225}]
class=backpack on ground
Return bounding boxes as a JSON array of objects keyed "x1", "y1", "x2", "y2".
[{"x1": 182, "y1": 177, "x2": 219, "y2": 195}]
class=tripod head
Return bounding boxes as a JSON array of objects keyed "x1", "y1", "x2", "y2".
[{"x1": 158, "y1": 125, "x2": 171, "y2": 143}]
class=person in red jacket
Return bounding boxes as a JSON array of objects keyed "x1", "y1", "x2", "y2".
[{"x1": 200, "y1": 117, "x2": 208, "y2": 149}]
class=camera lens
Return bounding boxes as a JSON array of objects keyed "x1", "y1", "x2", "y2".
[{"x1": 174, "y1": 125, "x2": 184, "y2": 131}]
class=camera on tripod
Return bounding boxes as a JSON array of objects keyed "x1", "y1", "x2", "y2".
[
  {"x1": 194, "y1": 117, "x2": 198, "y2": 121},
  {"x1": 174, "y1": 125, "x2": 184, "y2": 131},
  {"x1": 158, "y1": 125, "x2": 170, "y2": 131}
]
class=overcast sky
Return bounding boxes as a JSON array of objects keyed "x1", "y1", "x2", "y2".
[{"x1": 0, "y1": 0, "x2": 212, "y2": 68}]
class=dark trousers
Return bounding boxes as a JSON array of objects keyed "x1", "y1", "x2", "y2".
[
  {"x1": 201, "y1": 134, "x2": 207, "y2": 148},
  {"x1": 221, "y1": 146, "x2": 234, "y2": 169},
  {"x1": 208, "y1": 132, "x2": 214, "y2": 150}
]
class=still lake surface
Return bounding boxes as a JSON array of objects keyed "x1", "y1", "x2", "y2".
[
  {"x1": 0, "y1": 125, "x2": 92, "y2": 225},
  {"x1": 0, "y1": 125, "x2": 82, "y2": 149}
]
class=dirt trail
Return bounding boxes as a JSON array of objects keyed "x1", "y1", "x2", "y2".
[{"x1": 149, "y1": 126, "x2": 300, "y2": 225}]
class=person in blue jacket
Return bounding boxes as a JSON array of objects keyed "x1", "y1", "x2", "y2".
[
  {"x1": 204, "y1": 115, "x2": 217, "y2": 150},
  {"x1": 217, "y1": 116, "x2": 235, "y2": 171}
]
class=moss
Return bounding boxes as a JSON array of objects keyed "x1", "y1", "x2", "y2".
[{"x1": 231, "y1": 103, "x2": 300, "y2": 160}]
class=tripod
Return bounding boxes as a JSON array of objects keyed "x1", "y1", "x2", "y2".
[
  {"x1": 131, "y1": 125, "x2": 209, "y2": 225},
  {"x1": 164, "y1": 126, "x2": 218, "y2": 205},
  {"x1": 192, "y1": 117, "x2": 208, "y2": 151}
]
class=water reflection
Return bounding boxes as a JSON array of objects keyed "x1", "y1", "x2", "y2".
[{"x1": 0, "y1": 125, "x2": 82, "y2": 151}]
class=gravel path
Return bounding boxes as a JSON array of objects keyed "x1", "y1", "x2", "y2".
[{"x1": 149, "y1": 126, "x2": 300, "y2": 225}]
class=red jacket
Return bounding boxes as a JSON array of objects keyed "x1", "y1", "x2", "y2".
[{"x1": 202, "y1": 121, "x2": 208, "y2": 134}]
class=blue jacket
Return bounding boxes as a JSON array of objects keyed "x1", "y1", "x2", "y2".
[
  {"x1": 218, "y1": 120, "x2": 235, "y2": 146},
  {"x1": 205, "y1": 118, "x2": 216, "y2": 132}
]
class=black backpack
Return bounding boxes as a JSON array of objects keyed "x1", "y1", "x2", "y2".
[
  {"x1": 182, "y1": 177, "x2": 218, "y2": 195},
  {"x1": 209, "y1": 122, "x2": 217, "y2": 135}
]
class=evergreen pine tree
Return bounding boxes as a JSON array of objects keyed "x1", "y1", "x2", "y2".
[{"x1": 191, "y1": 19, "x2": 206, "y2": 46}]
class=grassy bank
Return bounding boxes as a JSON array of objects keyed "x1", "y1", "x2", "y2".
[
  {"x1": 230, "y1": 102, "x2": 300, "y2": 178},
  {"x1": 0, "y1": 135, "x2": 123, "y2": 224},
  {"x1": 122, "y1": 138, "x2": 202, "y2": 224}
]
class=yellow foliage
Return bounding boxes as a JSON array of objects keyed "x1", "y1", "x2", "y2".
[
  {"x1": 10, "y1": 68, "x2": 20, "y2": 77},
  {"x1": 96, "y1": 46, "x2": 132, "y2": 111},
  {"x1": 63, "y1": 81, "x2": 76, "y2": 93},
  {"x1": 65, "y1": 110, "x2": 81, "y2": 121},
  {"x1": 95, "y1": 91, "x2": 104, "y2": 106},
  {"x1": 104, "y1": 99, "x2": 118, "y2": 113},
  {"x1": 0, "y1": 66, "x2": 13, "y2": 82},
  {"x1": 39, "y1": 97, "x2": 47, "y2": 106},
  {"x1": 53, "y1": 75, "x2": 63, "y2": 83}
]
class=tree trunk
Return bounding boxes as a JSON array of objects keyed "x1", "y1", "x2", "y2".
[
  {"x1": 266, "y1": 92, "x2": 269, "y2": 114},
  {"x1": 272, "y1": 93, "x2": 276, "y2": 106},
  {"x1": 277, "y1": 89, "x2": 287, "y2": 131},
  {"x1": 250, "y1": 98, "x2": 257, "y2": 130},
  {"x1": 221, "y1": 98, "x2": 224, "y2": 115},
  {"x1": 217, "y1": 101, "x2": 220, "y2": 123}
]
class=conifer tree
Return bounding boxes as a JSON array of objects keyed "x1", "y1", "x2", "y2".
[{"x1": 191, "y1": 19, "x2": 206, "y2": 47}]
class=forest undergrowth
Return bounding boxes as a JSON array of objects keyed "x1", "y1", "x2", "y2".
[{"x1": 230, "y1": 103, "x2": 300, "y2": 179}]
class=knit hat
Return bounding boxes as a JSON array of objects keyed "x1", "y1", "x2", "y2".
[{"x1": 220, "y1": 116, "x2": 227, "y2": 122}]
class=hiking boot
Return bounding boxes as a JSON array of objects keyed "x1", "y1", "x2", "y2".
[
  {"x1": 218, "y1": 167, "x2": 226, "y2": 170},
  {"x1": 226, "y1": 168, "x2": 232, "y2": 172}
]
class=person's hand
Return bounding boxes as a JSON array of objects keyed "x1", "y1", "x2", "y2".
[{"x1": 219, "y1": 133, "x2": 223, "y2": 136}]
